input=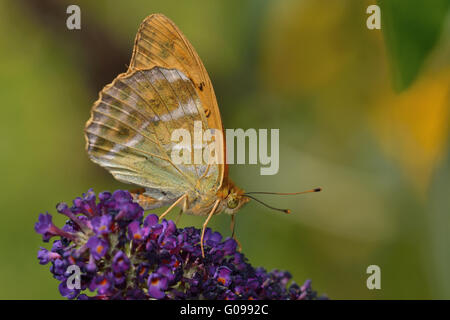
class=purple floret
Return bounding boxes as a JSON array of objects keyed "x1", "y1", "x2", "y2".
[{"x1": 36, "y1": 189, "x2": 325, "y2": 300}]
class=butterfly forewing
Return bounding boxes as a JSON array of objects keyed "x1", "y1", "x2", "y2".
[
  {"x1": 129, "y1": 14, "x2": 226, "y2": 185},
  {"x1": 130, "y1": 14, "x2": 217, "y2": 112}
]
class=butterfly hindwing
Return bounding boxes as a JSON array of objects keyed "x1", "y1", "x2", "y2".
[{"x1": 85, "y1": 67, "x2": 219, "y2": 202}]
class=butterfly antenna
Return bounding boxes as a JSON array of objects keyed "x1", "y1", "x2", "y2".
[
  {"x1": 245, "y1": 187, "x2": 322, "y2": 196},
  {"x1": 243, "y1": 195, "x2": 291, "y2": 214}
]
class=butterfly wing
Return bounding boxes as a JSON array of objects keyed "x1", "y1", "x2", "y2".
[
  {"x1": 85, "y1": 67, "x2": 219, "y2": 205},
  {"x1": 129, "y1": 13, "x2": 227, "y2": 186},
  {"x1": 86, "y1": 13, "x2": 228, "y2": 213}
]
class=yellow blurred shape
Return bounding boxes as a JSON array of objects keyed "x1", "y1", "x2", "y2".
[{"x1": 371, "y1": 70, "x2": 450, "y2": 195}]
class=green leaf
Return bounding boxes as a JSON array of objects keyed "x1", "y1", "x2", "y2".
[{"x1": 378, "y1": 0, "x2": 450, "y2": 91}]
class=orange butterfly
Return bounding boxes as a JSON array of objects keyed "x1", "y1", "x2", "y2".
[{"x1": 85, "y1": 14, "x2": 320, "y2": 257}]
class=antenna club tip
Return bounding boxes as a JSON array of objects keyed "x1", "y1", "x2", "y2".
[
  {"x1": 314, "y1": 187, "x2": 322, "y2": 192},
  {"x1": 285, "y1": 209, "x2": 291, "y2": 214}
]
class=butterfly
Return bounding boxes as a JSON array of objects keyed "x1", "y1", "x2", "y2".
[{"x1": 85, "y1": 13, "x2": 320, "y2": 257}]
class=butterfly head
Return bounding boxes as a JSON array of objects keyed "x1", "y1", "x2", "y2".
[
  {"x1": 218, "y1": 179, "x2": 250, "y2": 214},
  {"x1": 218, "y1": 179, "x2": 322, "y2": 215}
]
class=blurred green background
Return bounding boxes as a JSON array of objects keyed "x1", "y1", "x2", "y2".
[{"x1": 1, "y1": 0, "x2": 449, "y2": 299}]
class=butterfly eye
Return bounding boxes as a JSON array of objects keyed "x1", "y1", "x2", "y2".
[{"x1": 227, "y1": 197, "x2": 239, "y2": 209}]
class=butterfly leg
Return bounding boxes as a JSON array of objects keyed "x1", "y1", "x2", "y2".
[
  {"x1": 230, "y1": 214, "x2": 242, "y2": 252},
  {"x1": 200, "y1": 199, "x2": 221, "y2": 258},
  {"x1": 230, "y1": 214, "x2": 236, "y2": 238},
  {"x1": 175, "y1": 209, "x2": 183, "y2": 225},
  {"x1": 159, "y1": 194, "x2": 188, "y2": 221}
]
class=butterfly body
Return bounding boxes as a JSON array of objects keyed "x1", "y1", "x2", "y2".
[{"x1": 131, "y1": 176, "x2": 248, "y2": 217}]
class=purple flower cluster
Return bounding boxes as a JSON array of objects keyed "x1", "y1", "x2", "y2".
[{"x1": 35, "y1": 189, "x2": 323, "y2": 300}]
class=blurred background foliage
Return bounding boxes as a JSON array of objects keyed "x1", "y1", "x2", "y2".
[{"x1": 0, "y1": 0, "x2": 449, "y2": 299}]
